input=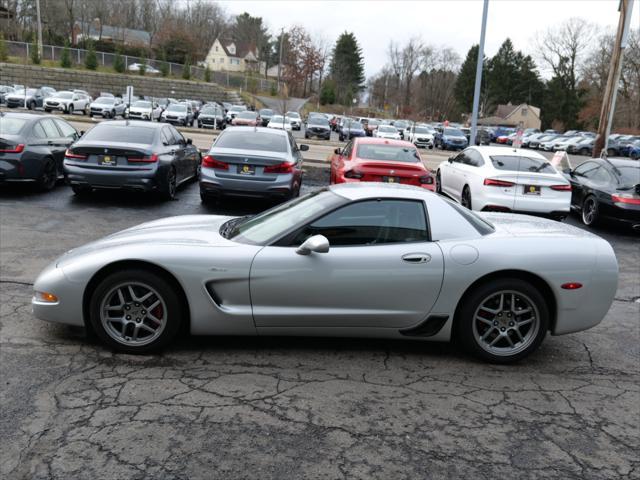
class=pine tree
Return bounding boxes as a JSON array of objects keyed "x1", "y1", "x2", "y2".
[
  {"x1": 85, "y1": 41, "x2": 97, "y2": 70},
  {"x1": 329, "y1": 32, "x2": 365, "y2": 105},
  {"x1": 320, "y1": 79, "x2": 337, "y2": 105},
  {"x1": 204, "y1": 65, "x2": 211, "y2": 82},
  {"x1": 159, "y1": 50, "x2": 169, "y2": 77},
  {"x1": 454, "y1": 45, "x2": 481, "y2": 113},
  {"x1": 0, "y1": 33, "x2": 8, "y2": 62},
  {"x1": 60, "y1": 41, "x2": 71, "y2": 68},
  {"x1": 30, "y1": 38, "x2": 41, "y2": 64},
  {"x1": 182, "y1": 58, "x2": 191, "y2": 80},
  {"x1": 138, "y1": 58, "x2": 147, "y2": 76},
  {"x1": 113, "y1": 50, "x2": 125, "y2": 73}
]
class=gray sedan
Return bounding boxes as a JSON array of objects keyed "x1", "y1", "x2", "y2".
[
  {"x1": 32, "y1": 183, "x2": 618, "y2": 363},
  {"x1": 199, "y1": 126, "x2": 307, "y2": 202}
]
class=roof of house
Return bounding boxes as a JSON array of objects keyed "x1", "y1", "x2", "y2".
[
  {"x1": 478, "y1": 116, "x2": 518, "y2": 127},
  {"x1": 75, "y1": 21, "x2": 150, "y2": 45},
  {"x1": 217, "y1": 38, "x2": 257, "y2": 60},
  {"x1": 480, "y1": 103, "x2": 541, "y2": 126}
]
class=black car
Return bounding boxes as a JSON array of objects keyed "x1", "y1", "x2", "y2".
[
  {"x1": 304, "y1": 116, "x2": 331, "y2": 140},
  {"x1": 197, "y1": 105, "x2": 226, "y2": 129},
  {"x1": 64, "y1": 121, "x2": 201, "y2": 200},
  {"x1": 338, "y1": 120, "x2": 366, "y2": 141},
  {"x1": 563, "y1": 157, "x2": 640, "y2": 229},
  {"x1": 259, "y1": 108, "x2": 274, "y2": 127},
  {"x1": 0, "y1": 112, "x2": 80, "y2": 191}
]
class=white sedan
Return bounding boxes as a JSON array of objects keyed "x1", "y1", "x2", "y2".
[
  {"x1": 267, "y1": 115, "x2": 293, "y2": 131},
  {"x1": 127, "y1": 63, "x2": 161, "y2": 74},
  {"x1": 374, "y1": 125, "x2": 401, "y2": 139},
  {"x1": 436, "y1": 146, "x2": 571, "y2": 220}
]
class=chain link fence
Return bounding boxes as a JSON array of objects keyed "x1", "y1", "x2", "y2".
[{"x1": 5, "y1": 41, "x2": 276, "y2": 93}]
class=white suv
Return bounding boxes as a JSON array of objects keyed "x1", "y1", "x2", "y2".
[{"x1": 44, "y1": 91, "x2": 91, "y2": 115}]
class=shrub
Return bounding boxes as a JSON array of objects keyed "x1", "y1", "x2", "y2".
[
  {"x1": 60, "y1": 41, "x2": 71, "y2": 68},
  {"x1": 138, "y1": 59, "x2": 146, "y2": 76},
  {"x1": 85, "y1": 41, "x2": 97, "y2": 70},
  {"x1": 320, "y1": 80, "x2": 337, "y2": 105},
  {"x1": 30, "y1": 39, "x2": 40, "y2": 64},
  {"x1": 159, "y1": 51, "x2": 169, "y2": 77},
  {"x1": 0, "y1": 34, "x2": 8, "y2": 62},
  {"x1": 204, "y1": 65, "x2": 211, "y2": 82},
  {"x1": 182, "y1": 58, "x2": 191, "y2": 80},
  {"x1": 113, "y1": 50, "x2": 125, "y2": 73}
]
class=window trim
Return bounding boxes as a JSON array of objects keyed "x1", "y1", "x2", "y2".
[{"x1": 271, "y1": 197, "x2": 432, "y2": 248}]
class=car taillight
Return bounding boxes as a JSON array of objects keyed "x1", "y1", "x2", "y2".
[
  {"x1": 419, "y1": 175, "x2": 434, "y2": 185},
  {"x1": 64, "y1": 149, "x2": 87, "y2": 160},
  {"x1": 128, "y1": 153, "x2": 159, "y2": 163},
  {"x1": 202, "y1": 155, "x2": 228, "y2": 170},
  {"x1": 264, "y1": 162, "x2": 295, "y2": 174},
  {"x1": 484, "y1": 178, "x2": 514, "y2": 187},
  {"x1": 0, "y1": 143, "x2": 25, "y2": 153},
  {"x1": 344, "y1": 170, "x2": 363, "y2": 179},
  {"x1": 550, "y1": 184, "x2": 572, "y2": 191},
  {"x1": 612, "y1": 193, "x2": 640, "y2": 205}
]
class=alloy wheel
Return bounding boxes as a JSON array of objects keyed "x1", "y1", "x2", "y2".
[
  {"x1": 99, "y1": 282, "x2": 168, "y2": 346},
  {"x1": 167, "y1": 169, "x2": 177, "y2": 198},
  {"x1": 40, "y1": 161, "x2": 57, "y2": 190},
  {"x1": 461, "y1": 187, "x2": 472, "y2": 209},
  {"x1": 436, "y1": 171, "x2": 442, "y2": 194},
  {"x1": 472, "y1": 290, "x2": 540, "y2": 357},
  {"x1": 582, "y1": 197, "x2": 598, "y2": 225}
]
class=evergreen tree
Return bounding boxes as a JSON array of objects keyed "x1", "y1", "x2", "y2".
[
  {"x1": 85, "y1": 41, "x2": 97, "y2": 70},
  {"x1": 454, "y1": 45, "x2": 481, "y2": 113},
  {"x1": 320, "y1": 79, "x2": 337, "y2": 105},
  {"x1": 182, "y1": 58, "x2": 191, "y2": 80},
  {"x1": 159, "y1": 50, "x2": 169, "y2": 77},
  {"x1": 0, "y1": 33, "x2": 8, "y2": 62},
  {"x1": 329, "y1": 32, "x2": 365, "y2": 105},
  {"x1": 60, "y1": 41, "x2": 71, "y2": 68},
  {"x1": 204, "y1": 65, "x2": 211, "y2": 82},
  {"x1": 30, "y1": 38, "x2": 40, "y2": 64},
  {"x1": 138, "y1": 58, "x2": 146, "y2": 76},
  {"x1": 113, "y1": 50, "x2": 125, "y2": 73}
]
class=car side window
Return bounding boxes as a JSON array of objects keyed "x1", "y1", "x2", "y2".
[
  {"x1": 161, "y1": 128, "x2": 173, "y2": 145},
  {"x1": 53, "y1": 119, "x2": 77, "y2": 139},
  {"x1": 32, "y1": 122, "x2": 47, "y2": 139},
  {"x1": 574, "y1": 161, "x2": 598, "y2": 177},
  {"x1": 286, "y1": 199, "x2": 429, "y2": 247},
  {"x1": 342, "y1": 141, "x2": 353, "y2": 159},
  {"x1": 169, "y1": 126, "x2": 184, "y2": 145},
  {"x1": 589, "y1": 166, "x2": 613, "y2": 184},
  {"x1": 40, "y1": 118, "x2": 61, "y2": 138},
  {"x1": 466, "y1": 149, "x2": 484, "y2": 167}
]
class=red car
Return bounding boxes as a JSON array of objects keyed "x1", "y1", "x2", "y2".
[
  {"x1": 330, "y1": 137, "x2": 435, "y2": 190},
  {"x1": 232, "y1": 111, "x2": 260, "y2": 126}
]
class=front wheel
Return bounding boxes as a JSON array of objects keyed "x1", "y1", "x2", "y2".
[
  {"x1": 88, "y1": 269, "x2": 183, "y2": 354},
  {"x1": 455, "y1": 278, "x2": 549, "y2": 363},
  {"x1": 461, "y1": 186, "x2": 472, "y2": 210},
  {"x1": 68, "y1": 104, "x2": 74, "y2": 115},
  {"x1": 28, "y1": 100, "x2": 36, "y2": 110}
]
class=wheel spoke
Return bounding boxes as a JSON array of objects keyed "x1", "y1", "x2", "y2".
[
  {"x1": 489, "y1": 334, "x2": 502, "y2": 347},
  {"x1": 517, "y1": 318, "x2": 533, "y2": 326},
  {"x1": 475, "y1": 315, "x2": 494, "y2": 326},
  {"x1": 146, "y1": 312, "x2": 162, "y2": 325},
  {"x1": 513, "y1": 327, "x2": 524, "y2": 342},
  {"x1": 504, "y1": 333, "x2": 514, "y2": 347},
  {"x1": 481, "y1": 327, "x2": 496, "y2": 341},
  {"x1": 514, "y1": 307, "x2": 531, "y2": 316}
]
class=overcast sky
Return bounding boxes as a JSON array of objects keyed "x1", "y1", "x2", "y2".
[{"x1": 220, "y1": 0, "x2": 638, "y2": 78}]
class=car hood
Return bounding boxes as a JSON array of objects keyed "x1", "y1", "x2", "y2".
[
  {"x1": 7, "y1": 93, "x2": 31, "y2": 100},
  {"x1": 480, "y1": 213, "x2": 596, "y2": 239},
  {"x1": 130, "y1": 107, "x2": 151, "y2": 113},
  {"x1": 56, "y1": 215, "x2": 236, "y2": 267}
]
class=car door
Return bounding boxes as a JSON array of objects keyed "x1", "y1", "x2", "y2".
[
  {"x1": 333, "y1": 141, "x2": 352, "y2": 182},
  {"x1": 568, "y1": 161, "x2": 599, "y2": 208},
  {"x1": 459, "y1": 149, "x2": 484, "y2": 198},
  {"x1": 250, "y1": 198, "x2": 444, "y2": 329},
  {"x1": 167, "y1": 126, "x2": 187, "y2": 181},
  {"x1": 38, "y1": 118, "x2": 67, "y2": 168},
  {"x1": 52, "y1": 118, "x2": 79, "y2": 171},
  {"x1": 441, "y1": 151, "x2": 465, "y2": 199}
]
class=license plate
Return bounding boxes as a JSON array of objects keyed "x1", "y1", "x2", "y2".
[
  {"x1": 383, "y1": 176, "x2": 400, "y2": 183},
  {"x1": 238, "y1": 164, "x2": 255, "y2": 175},
  {"x1": 524, "y1": 184, "x2": 541, "y2": 195},
  {"x1": 99, "y1": 155, "x2": 116, "y2": 166}
]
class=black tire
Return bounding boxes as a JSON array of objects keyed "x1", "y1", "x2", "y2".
[
  {"x1": 607, "y1": 148, "x2": 616, "y2": 157},
  {"x1": 88, "y1": 268, "x2": 183, "y2": 354},
  {"x1": 71, "y1": 185, "x2": 92, "y2": 196},
  {"x1": 37, "y1": 159, "x2": 58, "y2": 191},
  {"x1": 67, "y1": 104, "x2": 74, "y2": 115},
  {"x1": 28, "y1": 100, "x2": 36, "y2": 110},
  {"x1": 160, "y1": 167, "x2": 177, "y2": 201},
  {"x1": 89, "y1": 113, "x2": 93, "y2": 118},
  {"x1": 455, "y1": 278, "x2": 549, "y2": 363},
  {"x1": 461, "y1": 185, "x2": 472, "y2": 210},
  {"x1": 435, "y1": 170, "x2": 442, "y2": 194},
  {"x1": 83, "y1": 105, "x2": 89, "y2": 115},
  {"x1": 581, "y1": 195, "x2": 600, "y2": 226},
  {"x1": 44, "y1": 108, "x2": 51, "y2": 113},
  {"x1": 579, "y1": 148, "x2": 589, "y2": 156}
]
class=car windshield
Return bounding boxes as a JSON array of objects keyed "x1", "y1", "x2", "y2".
[
  {"x1": 201, "y1": 107, "x2": 219, "y2": 115},
  {"x1": 308, "y1": 117, "x2": 329, "y2": 126},
  {"x1": 215, "y1": 131, "x2": 288, "y2": 152},
  {"x1": 414, "y1": 127, "x2": 430, "y2": 133},
  {"x1": 57, "y1": 92, "x2": 74, "y2": 99},
  {"x1": 378, "y1": 126, "x2": 396, "y2": 132},
  {"x1": 356, "y1": 144, "x2": 420, "y2": 162},
  {"x1": 95, "y1": 97, "x2": 115, "y2": 105},
  {"x1": 344, "y1": 121, "x2": 364, "y2": 130},
  {"x1": 270, "y1": 115, "x2": 285, "y2": 123},
  {"x1": 444, "y1": 128, "x2": 464, "y2": 136},
  {"x1": 133, "y1": 101, "x2": 151, "y2": 108},
  {"x1": 395, "y1": 121, "x2": 408, "y2": 128},
  {"x1": 225, "y1": 189, "x2": 346, "y2": 245},
  {"x1": 491, "y1": 155, "x2": 556, "y2": 173},
  {"x1": 287, "y1": 112, "x2": 301, "y2": 119},
  {"x1": 167, "y1": 104, "x2": 186, "y2": 112},
  {"x1": 237, "y1": 111, "x2": 258, "y2": 119},
  {"x1": 260, "y1": 109, "x2": 273, "y2": 116},
  {"x1": 230, "y1": 106, "x2": 245, "y2": 112},
  {"x1": 82, "y1": 125, "x2": 156, "y2": 144},
  {"x1": 0, "y1": 117, "x2": 28, "y2": 134}
]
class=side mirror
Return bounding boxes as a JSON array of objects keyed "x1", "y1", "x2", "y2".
[
  {"x1": 334, "y1": 147, "x2": 342, "y2": 155},
  {"x1": 186, "y1": 138, "x2": 193, "y2": 145},
  {"x1": 299, "y1": 144, "x2": 309, "y2": 151},
  {"x1": 562, "y1": 167, "x2": 572, "y2": 175},
  {"x1": 447, "y1": 156, "x2": 454, "y2": 163},
  {"x1": 80, "y1": 130, "x2": 85, "y2": 136},
  {"x1": 296, "y1": 235, "x2": 330, "y2": 255}
]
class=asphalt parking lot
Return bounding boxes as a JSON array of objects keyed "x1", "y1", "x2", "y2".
[{"x1": 1, "y1": 166, "x2": 638, "y2": 479}]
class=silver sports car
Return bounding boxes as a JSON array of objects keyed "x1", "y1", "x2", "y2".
[{"x1": 32, "y1": 184, "x2": 618, "y2": 363}]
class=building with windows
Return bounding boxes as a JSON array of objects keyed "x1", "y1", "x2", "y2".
[
  {"x1": 204, "y1": 38, "x2": 259, "y2": 73},
  {"x1": 478, "y1": 103, "x2": 541, "y2": 130}
]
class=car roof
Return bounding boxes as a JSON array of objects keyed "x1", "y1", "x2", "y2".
[
  {"x1": 225, "y1": 126, "x2": 287, "y2": 136},
  {"x1": 329, "y1": 182, "x2": 431, "y2": 201},
  {"x1": 98, "y1": 120, "x2": 163, "y2": 129},
  {"x1": 470, "y1": 146, "x2": 547, "y2": 159},
  {"x1": 601, "y1": 157, "x2": 640, "y2": 168},
  {"x1": 354, "y1": 137, "x2": 415, "y2": 148},
  {"x1": 0, "y1": 111, "x2": 49, "y2": 121}
]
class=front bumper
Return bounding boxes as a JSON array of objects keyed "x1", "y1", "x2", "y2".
[
  {"x1": 128, "y1": 111, "x2": 151, "y2": 120},
  {"x1": 32, "y1": 261, "x2": 84, "y2": 327}
]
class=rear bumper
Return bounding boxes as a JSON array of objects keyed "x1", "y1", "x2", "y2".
[
  {"x1": 64, "y1": 163, "x2": 160, "y2": 191},
  {"x1": 0, "y1": 155, "x2": 43, "y2": 181},
  {"x1": 200, "y1": 169, "x2": 296, "y2": 198}
]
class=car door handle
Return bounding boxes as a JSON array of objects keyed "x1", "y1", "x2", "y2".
[{"x1": 402, "y1": 253, "x2": 431, "y2": 264}]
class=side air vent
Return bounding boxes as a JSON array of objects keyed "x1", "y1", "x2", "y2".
[{"x1": 399, "y1": 315, "x2": 449, "y2": 337}]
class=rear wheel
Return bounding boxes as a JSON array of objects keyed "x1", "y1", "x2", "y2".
[
  {"x1": 28, "y1": 100, "x2": 36, "y2": 110},
  {"x1": 607, "y1": 148, "x2": 616, "y2": 157},
  {"x1": 37, "y1": 159, "x2": 57, "y2": 191},
  {"x1": 435, "y1": 170, "x2": 442, "y2": 194},
  {"x1": 89, "y1": 269, "x2": 183, "y2": 354},
  {"x1": 461, "y1": 185, "x2": 472, "y2": 209},
  {"x1": 579, "y1": 147, "x2": 589, "y2": 156},
  {"x1": 83, "y1": 104, "x2": 89, "y2": 115},
  {"x1": 160, "y1": 167, "x2": 177, "y2": 200},
  {"x1": 581, "y1": 195, "x2": 600, "y2": 226},
  {"x1": 455, "y1": 278, "x2": 549, "y2": 363}
]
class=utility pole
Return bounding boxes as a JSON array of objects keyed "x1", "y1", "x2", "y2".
[
  {"x1": 470, "y1": 0, "x2": 489, "y2": 147},
  {"x1": 35, "y1": 0, "x2": 43, "y2": 59},
  {"x1": 277, "y1": 28, "x2": 284, "y2": 93},
  {"x1": 593, "y1": 0, "x2": 635, "y2": 158}
]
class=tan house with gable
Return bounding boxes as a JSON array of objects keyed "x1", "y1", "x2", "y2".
[
  {"x1": 204, "y1": 38, "x2": 259, "y2": 73},
  {"x1": 478, "y1": 103, "x2": 542, "y2": 130}
]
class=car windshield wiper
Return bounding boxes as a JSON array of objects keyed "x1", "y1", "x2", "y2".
[
  {"x1": 220, "y1": 215, "x2": 251, "y2": 239},
  {"x1": 532, "y1": 161, "x2": 551, "y2": 172}
]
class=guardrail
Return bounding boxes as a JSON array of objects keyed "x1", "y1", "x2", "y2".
[{"x1": 5, "y1": 40, "x2": 276, "y2": 92}]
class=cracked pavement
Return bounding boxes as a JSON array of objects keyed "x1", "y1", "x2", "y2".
[{"x1": 1, "y1": 175, "x2": 639, "y2": 479}]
